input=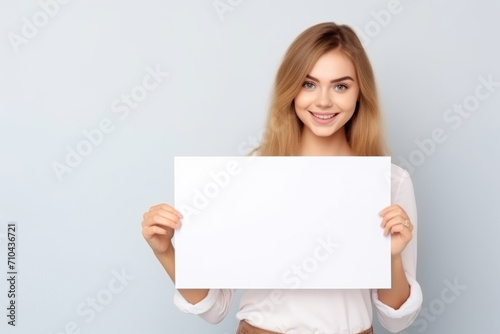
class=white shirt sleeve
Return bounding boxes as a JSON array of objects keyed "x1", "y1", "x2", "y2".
[
  {"x1": 371, "y1": 165, "x2": 423, "y2": 333},
  {"x1": 173, "y1": 288, "x2": 235, "y2": 324}
]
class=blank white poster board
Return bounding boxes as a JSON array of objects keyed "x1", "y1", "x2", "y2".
[{"x1": 174, "y1": 156, "x2": 391, "y2": 289}]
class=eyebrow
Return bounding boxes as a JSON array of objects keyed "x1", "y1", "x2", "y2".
[{"x1": 305, "y1": 74, "x2": 355, "y2": 83}]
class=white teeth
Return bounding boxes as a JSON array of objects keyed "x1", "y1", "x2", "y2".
[{"x1": 312, "y1": 113, "x2": 337, "y2": 119}]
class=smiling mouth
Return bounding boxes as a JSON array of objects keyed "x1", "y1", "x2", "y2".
[{"x1": 309, "y1": 111, "x2": 339, "y2": 120}]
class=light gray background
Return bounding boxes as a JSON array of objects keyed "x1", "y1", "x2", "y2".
[{"x1": 0, "y1": 0, "x2": 498, "y2": 333}]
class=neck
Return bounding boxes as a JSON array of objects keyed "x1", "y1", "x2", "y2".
[{"x1": 298, "y1": 127, "x2": 353, "y2": 156}]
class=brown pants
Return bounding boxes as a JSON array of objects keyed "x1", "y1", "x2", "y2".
[{"x1": 236, "y1": 320, "x2": 374, "y2": 334}]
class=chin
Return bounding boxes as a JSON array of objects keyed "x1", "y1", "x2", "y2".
[{"x1": 310, "y1": 127, "x2": 339, "y2": 138}]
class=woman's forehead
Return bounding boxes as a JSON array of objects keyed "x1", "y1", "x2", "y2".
[{"x1": 308, "y1": 50, "x2": 357, "y2": 80}]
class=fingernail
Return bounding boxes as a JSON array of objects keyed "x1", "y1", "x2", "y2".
[{"x1": 178, "y1": 213, "x2": 183, "y2": 219}]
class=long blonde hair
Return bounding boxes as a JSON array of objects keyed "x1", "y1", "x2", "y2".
[{"x1": 251, "y1": 22, "x2": 389, "y2": 157}]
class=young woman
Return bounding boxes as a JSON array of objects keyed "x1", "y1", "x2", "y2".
[{"x1": 141, "y1": 22, "x2": 422, "y2": 334}]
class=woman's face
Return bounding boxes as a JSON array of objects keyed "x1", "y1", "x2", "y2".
[{"x1": 294, "y1": 49, "x2": 360, "y2": 140}]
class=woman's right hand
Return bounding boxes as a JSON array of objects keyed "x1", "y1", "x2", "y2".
[{"x1": 141, "y1": 203, "x2": 183, "y2": 255}]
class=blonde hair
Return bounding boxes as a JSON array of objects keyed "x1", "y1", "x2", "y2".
[{"x1": 251, "y1": 22, "x2": 389, "y2": 157}]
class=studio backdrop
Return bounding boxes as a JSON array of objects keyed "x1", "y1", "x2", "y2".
[{"x1": 0, "y1": 0, "x2": 498, "y2": 333}]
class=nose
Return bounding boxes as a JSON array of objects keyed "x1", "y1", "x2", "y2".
[{"x1": 315, "y1": 88, "x2": 333, "y2": 109}]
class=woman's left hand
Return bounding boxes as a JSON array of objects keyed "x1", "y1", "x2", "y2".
[{"x1": 379, "y1": 204, "x2": 413, "y2": 257}]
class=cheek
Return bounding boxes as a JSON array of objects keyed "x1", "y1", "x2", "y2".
[
  {"x1": 336, "y1": 94, "x2": 358, "y2": 112},
  {"x1": 294, "y1": 92, "x2": 312, "y2": 111}
]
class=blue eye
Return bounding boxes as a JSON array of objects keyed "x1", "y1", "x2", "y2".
[{"x1": 303, "y1": 81, "x2": 315, "y2": 89}]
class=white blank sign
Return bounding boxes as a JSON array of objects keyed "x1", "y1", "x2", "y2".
[{"x1": 174, "y1": 156, "x2": 391, "y2": 289}]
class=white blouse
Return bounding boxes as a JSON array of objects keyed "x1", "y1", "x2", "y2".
[{"x1": 173, "y1": 163, "x2": 423, "y2": 334}]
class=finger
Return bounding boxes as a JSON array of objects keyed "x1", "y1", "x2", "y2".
[
  {"x1": 395, "y1": 216, "x2": 414, "y2": 233},
  {"x1": 143, "y1": 210, "x2": 181, "y2": 229},
  {"x1": 383, "y1": 216, "x2": 408, "y2": 236},
  {"x1": 380, "y1": 210, "x2": 409, "y2": 226},
  {"x1": 154, "y1": 209, "x2": 183, "y2": 226},
  {"x1": 380, "y1": 209, "x2": 407, "y2": 227},
  {"x1": 378, "y1": 204, "x2": 401, "y2": 217},
  {"x1": 142, "y1": 225, "x2": 170, "y2": 240},
  {"x1": 389, "y1": 223, "x2": 413, "y2": 241},
  {"x1": 407, "y1": 220, "x2": 414, "y2": 232},
  {"x1": 149, "y1": 203, "x2": 184, "y2": 219},
  {"x1": 153, "y1": 212, "x2": 181, "y2": 229}
]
